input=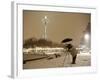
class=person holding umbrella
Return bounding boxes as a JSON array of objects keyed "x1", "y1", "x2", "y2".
[
  {"x1": 61, "y1": 38, "x2": 78, "y2": 64},
  {"x1": 66, "y1": 44, "x2": 78, "y2": 64}
]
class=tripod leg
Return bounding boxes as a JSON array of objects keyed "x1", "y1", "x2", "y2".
[{"x1": 62, "y1": 52, "x2": 68, "y2": 67}]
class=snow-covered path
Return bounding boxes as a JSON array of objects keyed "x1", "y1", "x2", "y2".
[{"x1": 23, "y1": 53, "x2": 91, "y2": 69}]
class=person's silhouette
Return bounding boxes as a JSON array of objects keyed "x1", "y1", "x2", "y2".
[{"x1": 66, "y1": 44, "x2": 78, "y2": 64}]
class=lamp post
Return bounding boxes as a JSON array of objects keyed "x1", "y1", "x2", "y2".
[{"x1": 42, "y1": 16, "x2": 48, "y2": 39}]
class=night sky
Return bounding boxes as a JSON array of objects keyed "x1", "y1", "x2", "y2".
[{"x1": 23, "y1": 10, "x2": 90, "y2": 47}]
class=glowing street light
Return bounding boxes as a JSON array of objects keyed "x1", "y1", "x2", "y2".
[{"x1": 84, "y1": 33, "x2": 89, "y2": 41}]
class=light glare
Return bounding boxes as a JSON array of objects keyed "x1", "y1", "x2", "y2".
[{"x1": 85, "y1": 33, "x2": 89, "y2": 40}]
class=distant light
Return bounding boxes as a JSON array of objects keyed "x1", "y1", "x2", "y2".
[
  {"x1": 84, "y1": 33, "x2": 89, "y2": 40},
  {"x1": 44, "y1": 16, "x2": 47, "y2": 19}
]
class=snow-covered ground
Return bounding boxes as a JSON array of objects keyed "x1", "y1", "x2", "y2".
[{"x1": 23, "y1": 53, "x2": 91, "y2": 69}]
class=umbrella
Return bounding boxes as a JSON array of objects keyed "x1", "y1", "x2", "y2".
[{"x1": 61, "y1": 38, "x2": 72, "y2": 43}]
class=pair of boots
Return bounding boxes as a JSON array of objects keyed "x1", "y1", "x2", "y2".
[{"x1": 71, "y1": 55, "x2": 77, "y2": 64}]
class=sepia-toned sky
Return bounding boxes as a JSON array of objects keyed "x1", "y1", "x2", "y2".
[{"x1": 23, "y1": 10, "x2": 90, "y2": 46}]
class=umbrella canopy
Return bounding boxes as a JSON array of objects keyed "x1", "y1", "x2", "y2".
[{"x1": 61, "y1": 38, "x2": 72, "y2": 43}]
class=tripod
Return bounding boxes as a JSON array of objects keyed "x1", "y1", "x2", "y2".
[{"x1": 63, "y1": 51, "x2": 72, "y2": 67}]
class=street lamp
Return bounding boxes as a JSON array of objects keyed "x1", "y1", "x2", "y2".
[
  {"x1": 84, "y1": 33, "x2": 89, "y2": 41},
  {"x1": 42, "y1": 16, "x2": 49, "y2": 39}
]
